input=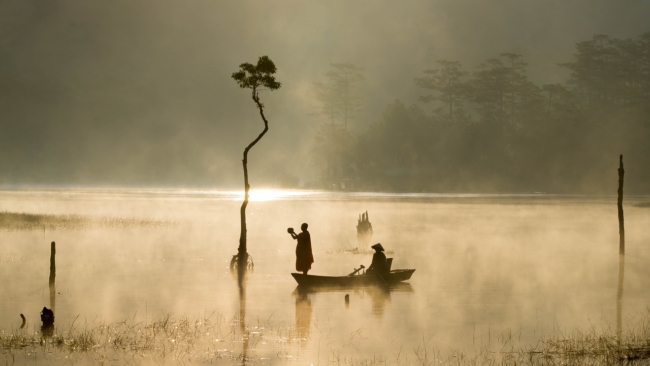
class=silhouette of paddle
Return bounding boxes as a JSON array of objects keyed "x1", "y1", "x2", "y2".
[{"x1": 348, "y1": 265, "x2": 365, "y2": 276}]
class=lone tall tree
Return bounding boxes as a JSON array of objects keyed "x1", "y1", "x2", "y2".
[{"x1": 231, "y1": 56, "x2": 281, "y2": 271}]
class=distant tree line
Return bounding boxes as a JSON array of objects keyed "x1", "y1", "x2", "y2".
[{"x1": 309, "y1": 32, "x2": 650, "y2": 193}]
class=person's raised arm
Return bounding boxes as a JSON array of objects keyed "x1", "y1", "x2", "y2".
[{"x1": 287, "y1": 227, "x2": 298, "y2": 240}]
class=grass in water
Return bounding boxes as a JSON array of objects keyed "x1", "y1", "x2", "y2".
[
  {"x1": 0, "y1": 311, "x2": 320, "y2": 364},
  {"x1": 2, "y1": 313, "x2": 650, "y2": 365},
  {"x1": 2, "y1": 313, "x2": 259, "y2": 364},
  {"x1": 0, "y1": 211, "x2": 175, "y2": 231}
]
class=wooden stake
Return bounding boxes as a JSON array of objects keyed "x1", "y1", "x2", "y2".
[
  {"x1": 616, "y1": 155, "x2": 626, "y2": 337},
  {"x1": 49, "y1": 241, "x2": 56, "y2": 286},
  {"x1": 49, "y1": 241, "x2": 56, "y2": 314},
  {"x1": 617, "y1": 155, "x2": 625, "y2": 255}
]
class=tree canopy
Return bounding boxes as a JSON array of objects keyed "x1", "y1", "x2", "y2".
[{"x1": 232, "y1": 56, "x2": 282, "y2": 94}]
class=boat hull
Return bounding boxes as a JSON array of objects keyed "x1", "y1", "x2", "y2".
[{"x1": 291, "y1": 269, "x2": 415, "y2": 287}]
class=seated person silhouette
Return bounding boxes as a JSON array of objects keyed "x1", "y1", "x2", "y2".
[{"x1": 366, "y1": 243, "x2": 388, "y2": 276}]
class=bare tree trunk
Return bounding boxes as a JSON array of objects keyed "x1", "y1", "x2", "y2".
[
  {"x1": 617, "y1": 154, "x2": 625, "y2": 255},
  {"x1": 237, "y1": 88, "x2": 269, "y2": 274}
]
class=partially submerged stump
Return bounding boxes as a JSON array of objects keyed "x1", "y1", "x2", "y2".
[
  {"x1": 356, "y1": 211, "x2": 373, "y2": 249},
  {"x1": 40, "y1": 307, "x2": 54, "y2": 329}
]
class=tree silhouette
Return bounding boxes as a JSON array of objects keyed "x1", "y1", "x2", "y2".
[
  {"x1": 312, "y1": 63, "x2": 364, "y2": 130},
  {"x1": 309, "y1": 63, "x2": 364, "y2": 187},
  {"x1": 561, "y1": 35, "x2": 619, "y2": 107},
  {"x1": 310, "y1": 122, "x2": 355, "y2": 186},
  {"x1": 311, "y1": 80, "x2": 339, "y2": 126},
  {"x1": 231, "y1": 56, "x2": 281, "y2": 273},
  {"x1": 415, "y1": 60, "x2": 468, "y2": 121},
  {"x1": 329, "y1": 63, "x2": 364, "y2": 130}
]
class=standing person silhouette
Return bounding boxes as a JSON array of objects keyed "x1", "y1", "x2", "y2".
[{"x1": 288, "y1": 223, "x2": 314, "y2": 275}]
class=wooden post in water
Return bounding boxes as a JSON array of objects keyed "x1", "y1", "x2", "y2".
[
  {"x1": 616, "y1": 155, "x2": 625, "y2": 338},
  {"x1": 617, "y1": 155, "x2": 625, "y2": 254},
  {"x1": 49, "y1": 241, "x2": 56, "y2": 314}
]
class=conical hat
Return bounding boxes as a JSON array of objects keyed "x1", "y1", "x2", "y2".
[{"x1": 371, "y1": 243, "x2": 384, "y2": 251}]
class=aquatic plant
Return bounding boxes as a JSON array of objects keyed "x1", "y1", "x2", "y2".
[{"x1": 2, "y1": 312, "x2": 650, "y2": 365}]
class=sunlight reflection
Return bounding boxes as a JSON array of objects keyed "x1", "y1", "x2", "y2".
[{"x1": 231, "y1": 189, "x2": 314, "y2": 202}]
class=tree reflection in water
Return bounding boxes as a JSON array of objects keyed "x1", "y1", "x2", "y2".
[
  {"x1": 237, "y1": 273, "x2": 249, "y2": 365},
  {"x1": 616, "y1": 254, "x2": 625, "y2": 338}
]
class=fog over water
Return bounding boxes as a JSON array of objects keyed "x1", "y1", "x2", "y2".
[
  {"x1": 2, "y1": 1, "x2": 650, "y2": 364},
  {"x1": 2, "y1": 190, "x2": 650, "y2": 363}
]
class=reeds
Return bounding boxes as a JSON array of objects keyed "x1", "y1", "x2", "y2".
[
  {"x1": 2, "y1": 313, "x2": 650, "y2": 365},
  {"x1": 1, "y1": 313, "x2": 238, "y2": 363},
  {"x1": 0, "y1": 311, "x2": 314, "y2": 364},
  {"x1": 520, "y1": 322, "x2": 650, "y2": 365},
  {"x1": 439, "y1": 318, "x2": 650, "y2": 366}
]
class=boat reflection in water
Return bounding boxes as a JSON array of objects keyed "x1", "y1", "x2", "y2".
[
  {"x1": 368, "y1": 286, "x2": 391, "y2": 318},
  {"x1": 293, "y1": 282, "x2": 414, "y2": 335},
  {"x1": 293, "y1": 287, "x2": 313, "y2": 348}
]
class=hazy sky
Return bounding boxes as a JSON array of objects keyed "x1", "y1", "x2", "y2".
[{"x1": 1, "y1": 0, "x2": 648, "y2": 187}]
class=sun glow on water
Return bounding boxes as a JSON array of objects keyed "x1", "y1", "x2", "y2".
[{"x1": 236, "y1": 189, "x2": 313, "y2": 202}]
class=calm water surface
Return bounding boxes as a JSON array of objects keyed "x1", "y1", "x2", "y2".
[{"x1": 1, "y1": 189, "x2": 650, "y2": 363}]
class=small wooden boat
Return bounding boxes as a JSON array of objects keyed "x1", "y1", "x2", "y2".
[{"x1": 291, "y1": 269, "x2": 415, "y2": 287}]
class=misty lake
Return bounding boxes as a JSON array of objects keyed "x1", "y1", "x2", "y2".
[{"x1": 2, "y1": 189, "x2": 650, "y2": 364}]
